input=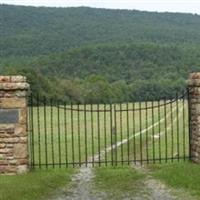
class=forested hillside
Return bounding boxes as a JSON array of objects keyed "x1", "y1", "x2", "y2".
[{"x1": 1, "y1": 4, "x2": 200, "y2": 102}]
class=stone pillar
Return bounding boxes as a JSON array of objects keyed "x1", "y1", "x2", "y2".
[
  {"x1": 0, "y1": 76, "x2": 29, "y2": 174},
  {"x1": 188, "y1": 73, "x2": 200, "y2": 163}
]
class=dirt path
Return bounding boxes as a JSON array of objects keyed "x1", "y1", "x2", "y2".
[
  {"x1": 50, "y1": 165, "x2": 107, "y2": 200},
  {"x1": 49, "y1": 160, "x2": 186, "y2": 200},
  {"x1": 49, "y1": 158, "x2": 194, "y2": 200},
  {"x1": 48, "y1": 105, "x2": 189, "y2": 200},
  {"x1": 49, "y1": 162, "x2": 185, "y2": 200},
  {"x1": 132, "y1": 163, "x2": 177, "y2": 200}
]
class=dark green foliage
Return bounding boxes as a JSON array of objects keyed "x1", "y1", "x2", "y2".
[
  {"x1": 1, "y1": 5, "x2": 200, "y2": 57},
  {"x1": 1, "y1": 5, "x2": 200, "y2": 102}
]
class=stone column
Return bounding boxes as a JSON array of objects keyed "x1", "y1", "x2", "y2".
[
  {"x1": 0, "y1": 76, "x2": 29, "y2": 174},
  {"x1": 188, "y1": 73, "x2": 200, "y2": 163}
]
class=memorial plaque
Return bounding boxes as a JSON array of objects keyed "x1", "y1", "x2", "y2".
[{"x1": 0, "y1": 109, "x2": 19, "y2": 124}]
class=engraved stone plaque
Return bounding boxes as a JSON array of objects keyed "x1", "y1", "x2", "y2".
[{"x1": 0, "y1": 109, "x2": 19, "y2": 124}]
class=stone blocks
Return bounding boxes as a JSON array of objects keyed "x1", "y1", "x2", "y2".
[
  {"x1": 0, "y1": 76, "x2": 29, "y2": 174},
  {"x1": 188, "y1": 73, "x2": 200, "y2": 163}
]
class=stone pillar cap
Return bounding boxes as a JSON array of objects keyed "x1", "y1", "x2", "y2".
[
  {"x1": 189, "y1": 73, "x2": 200, "y2": 80},
  {"x1": 188, "y1": 73, "x2": 200, "y2": 86},
  {"x1": 0, "y1": 76, "x2": 29, "y2": 90},
  {"x1": 0, "y1": 76, "x2": 27, "y2": 83}
]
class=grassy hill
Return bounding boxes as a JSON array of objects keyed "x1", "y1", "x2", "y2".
[{"x1": 1, "y1": 5, "x2": 200, "y2": 102}]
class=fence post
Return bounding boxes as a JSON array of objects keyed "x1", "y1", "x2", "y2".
[
  {"x1": 0, "y1": 76, "x2": 29, "y2": 174},
  {"x1": 188, "y1": 73, "x2": 200, "y2": 163}
]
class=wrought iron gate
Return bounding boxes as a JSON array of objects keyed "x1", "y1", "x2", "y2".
[{"x1": 28, "y1": 91, "x2": 190, "y2": 169}]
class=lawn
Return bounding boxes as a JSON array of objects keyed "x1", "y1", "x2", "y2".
[
  {"x1": 29, "y1": 98, "x2": 189, "y2": 167},
  {"x1": 107, "y1": 99, "x2": 189, "y2": 165},
  {"x1": 0, "y1": 169, "x2": 74, "y2": 200},
  {"x1": 148, "y1": 162, "x2": 200, "y2": 199}
]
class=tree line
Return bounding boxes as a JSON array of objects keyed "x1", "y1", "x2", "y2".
[{"x1": 1, "y1": 5, "x2": 200, "y2": 103}]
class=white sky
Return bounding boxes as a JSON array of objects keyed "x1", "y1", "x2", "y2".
[{"x1": 1, "y1": 0, "x2": 200, "y2": 14}]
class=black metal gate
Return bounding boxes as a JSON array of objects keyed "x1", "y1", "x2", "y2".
[{"x1": 28, "y1": 91, "x2": 190, "y2": 169}]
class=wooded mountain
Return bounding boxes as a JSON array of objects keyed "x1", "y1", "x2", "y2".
[{"x1": 1, "y1": 4, "x2": 200, "y2": 102}]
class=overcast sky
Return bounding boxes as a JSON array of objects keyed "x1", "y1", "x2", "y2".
[{"x1": 1, "y1": 0, "x2": 200, "y2": 14}]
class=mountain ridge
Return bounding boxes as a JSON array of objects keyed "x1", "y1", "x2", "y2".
[
  {"x1": 1, "y1": 5, "x2": 200, "y2": 102},
  {"x1": 1, "y1": 4, "x2": 200, "y2": 57}
]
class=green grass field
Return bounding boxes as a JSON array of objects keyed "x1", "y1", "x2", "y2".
[
  {"x1": 108, "y1": 100, "x2": 189, "y2": 165},
  {"x1": 149, "y1": 162, "x2": 200, "y2": 199},
  {"x1": 0, "y1": 169, "x2": 74, "y2": 200},
  {"x1": 29, "y1": 98, "x2": 189, "y2": 168}
]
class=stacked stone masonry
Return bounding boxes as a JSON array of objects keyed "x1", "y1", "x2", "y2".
[
  {"x1": 0, "y1": 76, "x2": 29, "y2": 174},
  {"x1": 188, "y1": 73, "x2": 200, "y2": 163}
]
